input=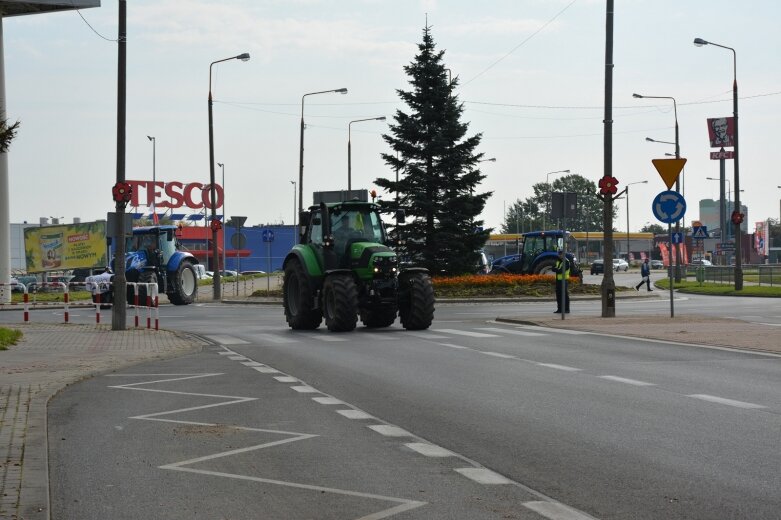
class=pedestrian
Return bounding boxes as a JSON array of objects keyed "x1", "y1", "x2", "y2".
[
  {"x1": 553, "y1": 249, "x2": 570, "y2": 313},
  {"x1": 635, "y1": 258, "x2": 653, "y2": 291}
]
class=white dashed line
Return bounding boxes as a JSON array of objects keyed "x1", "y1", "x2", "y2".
[
  {"x1": 404, "y1": 443, "x2": 455, "y2": 458},
  {"x1": 252, "y1": 366, "x2": 280, "y2": 374},
  {"x1": 241, "y1": 361, "x2": 264, "y2": 367},
  {"x1": 435, "y1": 329, "x2": 499, "y2": 338},
  {"x1": 312, "y1": 397, "x2": 344, "y2": 405},
  {"x1": 336, "y1": 409, "x2": 373, "y2": 420},
  {"x1": 523, "y1": 501, "x2": 598, "y2": 520},
  {"x1": 368, "y1": 425, "x2": 413, "y2": 437},
  {"x1": 227, "y1": 356, "x2": 247, "y2": 361},
  {"x1": 688, "y1": 394, "x2": 766, "y2": 409},
  {"x1": 217, "y1": 351, "x2": 236, "y2": 355},
  {"x1": 290, "y1": 385, "x2": 319, "y2": 394},
  {"x1": 437, "y1": 343, "x2": 469, "y2": 349},
  {"x1": 476, "y1": 327, "x2": 545, "y2": 337},
  {"x1": 480, "y1": 351, "x2": 516, "y2": 359},
  {"x1": 598, "y1": 375, "x2": 656, "y2": 387},
  {"x1": 454, "y1": 468, "x2": 512, "y2": 485},
  {"x1": 273, "y1": 376, "x2": 299, "y2": 383},
  {"x1": 536, "y1": 363, "x2": 582, "y2": 372}
]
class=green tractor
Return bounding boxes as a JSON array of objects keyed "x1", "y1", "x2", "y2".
[{"x1": 282, "y1": 192, "x2": 435, "y2": 332}]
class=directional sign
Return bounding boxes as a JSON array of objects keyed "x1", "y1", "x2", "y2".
[
  {"x1": 261, "y1": 229, "x2": 275, "y2": 243},
  {"x1": 652, "y1": 190, "x2": 687, "y2": 224},
  {"x1": 691, "y1": 225, "x2": 708, "y2": 239},
  {"x1": 671, "y1": 232, "x2": 683, "y2": 244},
  {"x1": 652, "y1": 158, "x2": 687, "y2": 190}
]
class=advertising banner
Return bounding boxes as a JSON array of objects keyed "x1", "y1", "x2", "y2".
[
  {"x1": 706, "y1": 117, "x2": 735, "y2": 148},
  {"x1": 24, "y1": 221, "x2": 107, "y2": 272}
]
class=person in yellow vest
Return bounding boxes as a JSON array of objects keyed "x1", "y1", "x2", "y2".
[{"x1": 553, "y1": 249, "x2": 570, "y2": 313}]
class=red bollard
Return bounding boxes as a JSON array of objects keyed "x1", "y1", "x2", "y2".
[
  {"x1": 64, "y1": 290, "x2": 70, "y2": 323},
  {"x1": 23, "y1": 291, "x2": 29, "y2": 322},
  {"x1": 95, "y1": 293, "x2": 101, "y2": 324}
]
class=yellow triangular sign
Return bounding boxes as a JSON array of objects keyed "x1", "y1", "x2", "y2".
[{"x1": 652, "y1": 158, "x2": 687, "y2": 190}]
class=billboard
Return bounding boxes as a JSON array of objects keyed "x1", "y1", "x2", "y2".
[
  {"x1": 24, "y1": 221, "x2": 107, "y2": 272},
  {"x1": 707, "y1": 117, "x2": 735, "y2": 148}
]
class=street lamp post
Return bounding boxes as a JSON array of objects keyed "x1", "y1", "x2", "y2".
[
  {"x1": 208, "y1": 52, "x2": 250, "y2": 300},
  {"x1": 348, "y1": 116, "x2": 386, "y2": 191},
  {"x1": 147, "y1": 135, "x2": 155, "y2": 193},
  {"x1": 290, "y1": 180, "x2": 296, "y2": 230},
  {"x1": 218, "y1": 162, "x2": 225, "y2": 277},
  {"x1": 625, "y1": 180, "x2": 648, "y2": 262},
  {"x1": 298, "y1": 88, "x2": 348, "y2": 234},
  {"x1": 543, "y1": 169, "x2": 570, "y2": 230},
  {"x1": 694, "y1": 37, "x2": 742, "y2": 289},
  {"x1": 635, "y1": 93, "x2": 683, "y2": 281}
]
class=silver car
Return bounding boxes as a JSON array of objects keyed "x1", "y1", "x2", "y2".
[{"x1": 612, "y1": 258, "x2": 629, "y2": 271}]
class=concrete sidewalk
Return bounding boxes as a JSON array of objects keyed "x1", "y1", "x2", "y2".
[{"x1": 1, "y1": 298, "x2": 779, "y2": 519}]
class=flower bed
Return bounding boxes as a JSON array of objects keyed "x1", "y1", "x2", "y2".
[{"x1": 433, "y1": 273, "x2": 591, "y2": 298}]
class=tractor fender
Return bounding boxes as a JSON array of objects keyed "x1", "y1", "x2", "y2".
[
  {"x1": 166, "y1": 251, "x2": 197, "y2": 272},
  {"x1": 283, "y1": 246, "x2": 323, "y2": 278}
]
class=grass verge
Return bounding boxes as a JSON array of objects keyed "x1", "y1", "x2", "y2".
[
  {"x1": 0, "y1": 327, "x2": 22, "y2": 350},
  {"x1": 655, "y1": 279, "x2": 781, "y2": 297}
]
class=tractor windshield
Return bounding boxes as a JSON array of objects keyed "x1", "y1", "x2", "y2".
[{"x1": 330, "y1": 208, "x2": 385, "y2": 244}]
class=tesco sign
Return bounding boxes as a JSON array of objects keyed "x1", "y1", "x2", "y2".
[{"x1": 126, "y1": 181, "x2": 224, "y2": 210}]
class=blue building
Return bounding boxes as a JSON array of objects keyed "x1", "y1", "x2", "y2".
[{"x1": 222, "y1": 225, "x2": 297, "y2": 273}]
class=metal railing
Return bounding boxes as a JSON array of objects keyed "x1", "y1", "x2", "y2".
[{"x1": 683, "y1": 264, "x2": 781, "y2": 287}]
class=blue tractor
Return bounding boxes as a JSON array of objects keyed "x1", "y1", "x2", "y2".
[
  {"x1": 88, "y1": 225, "x2": 199, "y2": 306},
  {"x1": 490, "y1": 230, "x2": 581, "y2": 277}
]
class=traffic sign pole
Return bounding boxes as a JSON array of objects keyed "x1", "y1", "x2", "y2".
[{"x1": 668, "y1": 223, "x2": 674, "y2": 318}]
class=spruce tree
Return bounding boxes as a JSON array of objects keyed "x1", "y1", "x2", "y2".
[{"x1": 376, "y1": 25, "x2": 491, "y2": 275}]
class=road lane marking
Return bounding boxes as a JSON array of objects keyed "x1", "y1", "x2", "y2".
[
  {"x1": 688, "y1": 394, "x2": 766, "y2": 409},
  {"x1": 598, "y1": 375, "x2": 655, "y2": 387},
  {"x1": 312, "y1": 397, "x2": 344, "y2": 405},
  {"x1": 536, "y1": 363, "x2": 582, "y2": 372},
  {"x1": 290, "y1": 385, "x2": 319, "y2": 394},
  {"x1": 241, "y1": 361, "x2": 264, "y2": 367},
  {"x1": 273, "y1": 376, "x2": 299, "y2": 383},
  {"x1": 480, "y1": 351, "x2": 517, "y2": 359},
  {"x1": 404, "y1": 443, "x2": 455, "y2": 458},
  {"x1": 435, "y1": 329, "x2": 499, "y2": 338},
  {"x1": 437, "y1": 343, "x2": 469, "y2": 349},
  {"x1": 476, "y1": 327, "x2": 545, "y2": 337},
  {"x1": 254, "y1": 333, "x2": 298, "y2": 344},
  {"x1": 253, "y1": 366, "x2": 280, "y2": 374},
  {"x1": 508, "y1": 325, "x2": 587, "y2": 335},
  {"x1": 404, "y1": 332, "x2": 449, "y2": 339},
  {"x1": 454, "y1": 468, "x2": 512, "y2": 485},
  {"x1": 306, "y1": 334, "x2": 347, "y2": 342},
  {"x1": 205, "y1": 335, "x2": 250, "y2": 344},
  {"x1": 228, "y1": 356, "x2": 248, "y2": 361},
  {"x1": 523, "y1": 501, "x2": 599, "y2": 520},
  {"x1": 368, "y1": 425, "x2": 413, "y2": 437},
  {"x1": 336, "y1": 409, "x2": 374, "y2": 420}
]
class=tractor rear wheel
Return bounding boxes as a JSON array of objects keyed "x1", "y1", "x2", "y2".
[
  {"x1": 283, "y1": 260, "x2": 322, "y2": 330},
  {"x1": 168, "y1": 260, "x2": 197, "y2": 305},
  {"x1": 399, "y1": 272, "x2": 434, "y2": 330},
  {"x1": 535, "y1": 258, "x2": 557, "y2": 275},
  {"x1": 322, "y1": 274, "x2": 358, "y2": 332}
]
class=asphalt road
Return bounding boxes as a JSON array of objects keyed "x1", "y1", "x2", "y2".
[{"x1": 45, "y1": 297, "x2": 781, "y2": 519}]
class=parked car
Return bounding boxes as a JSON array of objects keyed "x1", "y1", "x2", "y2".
[
  {"x1": 9, "y1": 276, "x2": 22, "y2": 292},
  {"x1": 240, "y1": 270, "x2": 266, "y2": 276},
  {"x1": 590, "y1": 259, "x2": 605, "y2": 275},
  {"x1": 690, "y1": 258, "x2": 712, "y2": 266},
  {"x1": 193, "y1": 264, "x2": 208, "y2": 279},
  {"x1": 219, "y1": 270, "x2": 238, "y2": 278},
  {"x1": 650, "y1": 259, "x2": 664, "y2": 269},
  {"x1": 613, "y1": 258, "x2": 629, "y2": 272}
]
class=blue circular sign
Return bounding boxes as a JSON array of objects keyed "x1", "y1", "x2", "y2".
[
  {"x1": 262, "y1": 229, "x2": 275, "y2": 243},
  {"x1": 652, "y1": 190, "x2": 686, "y2": 224}
]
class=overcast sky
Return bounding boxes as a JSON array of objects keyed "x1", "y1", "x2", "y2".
[{"x1": 5, "y1": 0, "x2": 780, "y2": 233}]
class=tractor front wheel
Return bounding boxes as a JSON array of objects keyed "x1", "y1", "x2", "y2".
[
  {"x1": 399, "y1": 272, "x2": 434, "y2": 330},
  {"x1": 322, "y1": 274, "x2": 358, "y2": 332}
]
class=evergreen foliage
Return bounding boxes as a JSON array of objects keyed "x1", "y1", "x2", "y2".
[{"x1": 375, "y1": 25, "x2": 492, "y2": 275}]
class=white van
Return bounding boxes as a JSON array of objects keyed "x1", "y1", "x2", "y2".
[{"x1": 193, "y1": 264, "x2": 207, "y2": 279}]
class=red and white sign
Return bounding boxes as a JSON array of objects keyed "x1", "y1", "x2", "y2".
[
  {"x1": 126, "y1": 181, "x2": 224, "y2": 210},
  {"x1": 710, "y1": 150, "x2": 734, "y2": 160},
  {"x1": 706, "y1": 117, "x2": 735, "y2": 148}
]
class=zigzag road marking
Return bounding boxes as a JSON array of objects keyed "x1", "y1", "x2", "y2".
[{"x1": 105, "y1": 372, "x2": 426, "y2": 519}]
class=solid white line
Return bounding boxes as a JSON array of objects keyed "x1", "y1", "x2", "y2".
[
  {"x1": 688, "y1": 394, "x2": 766, "y2": 409},
  {"x1": 336, "y1": 409, "x2": 374, "y2": 420},
  {"x1": 523, "y1": 501, "x2": 599, "y2": 520},
  {"x1": 273, "y1": 376, "x2": 299, "y2": 383},
  {"x1": 404, "y1": 443, "x2": 455, "y2": 458},
  {"x1": 480, "y1": 351, "x2": 517, "y2": 359},
  {"x1": 598, "y1": 375, "x2": 656, "y2": 387},
  {"x1": 454, "y1": 468, "x2": 512, "y2": 485},
  {"x1": 206, "y1": 335, "x2": 250, "y2": 344},
  {"x1": 536, "y1": 363, "x2": 582, "y2": 372},
  {"x1": 476, "y1": 327, "x2": 545, "y2": 337},
  {"x1": 437, "y1": 343, "x2": 469, "y2": 349},
  {"x1": 368, "y1": 425, "x2": 413, "y2": 437},
  {"x1": 312, "y1": 397, "x2": 344, "y2": 405},
  {"x1": 435, "y1": 328, "x2": 499, "y2": 338},
  {"x1": 290, "y1": 385, "x2": 319, "y2": 394}
]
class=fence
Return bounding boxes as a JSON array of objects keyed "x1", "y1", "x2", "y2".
[
  {"x1": 684, "y1": 264, "x2": 781, "y2": 287},
  {"x1": 0, "y1": 281, "x2": 160, "y2": 328}
]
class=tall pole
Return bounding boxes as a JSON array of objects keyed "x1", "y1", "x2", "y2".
[
  {"x1": 347, "y1": 116, "x2": 385, "y2": 192},
  {"x1": 112, "y1": 0, "x2": 128, "y2": 330},
  {"x1": 290, "y1": 180, "x2": 296, "y2": 230},
  {"x1": 219, "y1": 162, "x2": 225, "y2": 275},
  {"x1": 0, "y1": 18, "x2": 10, "y2": 304},
  {"x1": 694, "y1": 38, "x2": 741, "y2": 289},
  {"x1": 298, "y1": 88, "x2": 348, "y2": 238},
  {"x1": 208, "y1": 53, "x2": 249, "y2": 300},
  {"x1": 601, "y1": 0, "x2": 616, "y2": 318}
]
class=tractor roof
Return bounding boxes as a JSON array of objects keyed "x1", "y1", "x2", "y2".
[{"x1": 132, "y1": 225, "x2": 178, "y2": 234}]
